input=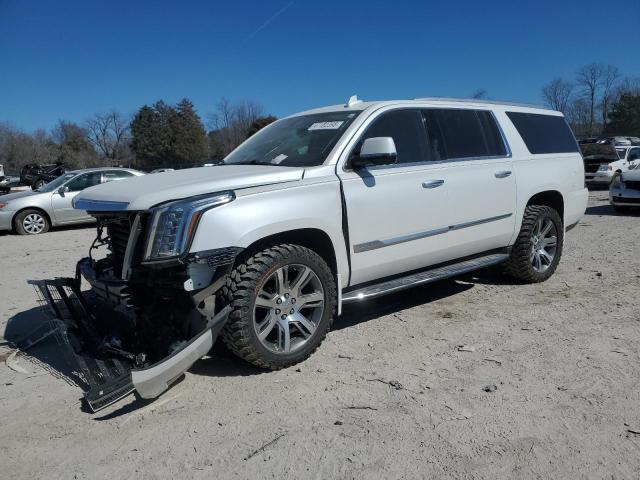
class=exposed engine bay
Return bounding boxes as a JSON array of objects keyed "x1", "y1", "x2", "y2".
[{"x1": 30, "y1": 212, "x2": 239, "y2": 411}]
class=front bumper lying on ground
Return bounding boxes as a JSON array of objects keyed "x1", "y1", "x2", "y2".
[{"x1": 27, "y1": 261, "x2": 231, "y2": 412}]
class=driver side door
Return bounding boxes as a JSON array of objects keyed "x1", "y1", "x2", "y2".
[{"x1": 51, "y1": 171, "x2": 103, "y2": 223}]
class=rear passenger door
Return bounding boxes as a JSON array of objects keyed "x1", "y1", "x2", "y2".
[{"x1": 422, "y1": 109, "x2": 516, "y2": 258}]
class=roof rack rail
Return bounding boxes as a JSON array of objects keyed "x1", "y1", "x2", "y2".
[{"x1": 413, "y1": 97, "x2": 547, "y2": 110}]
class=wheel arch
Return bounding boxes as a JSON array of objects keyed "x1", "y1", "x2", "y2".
[
  {"x1": 241, "y1": 228, "x2": 338, "y2": 276},
  {"x1": 12, "y1": 206, "x2": 52, "y2": 230},
  {"x1": 526, "y1": 190, "x2": 564, "y2": 221}
]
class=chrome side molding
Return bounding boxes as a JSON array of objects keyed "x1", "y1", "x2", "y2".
[{"x1": 353, "y1": 213, "x2": 512, "y2": 253}]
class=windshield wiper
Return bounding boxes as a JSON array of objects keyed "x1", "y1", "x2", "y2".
[{"x1": 225, "y1": 159, "x2": 276, "y2": 166}]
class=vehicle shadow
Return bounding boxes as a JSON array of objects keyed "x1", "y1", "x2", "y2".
[
  {"x1": 3, "y1": 267, "x2": 505, "y2": 416},
  {"x1": 585, "y1": 204, "x2": 640, "y2": 217},
  {"x1": 3, "y1": 307, "x2": 84, "y2": 389}
]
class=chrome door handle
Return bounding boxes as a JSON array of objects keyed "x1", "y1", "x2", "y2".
[
  {"x1": 495, "y1": 170, "x2": 512, "y2": 178},
  {"x1": 422, "y1": 179, "x2": 445, "y2": 189}
]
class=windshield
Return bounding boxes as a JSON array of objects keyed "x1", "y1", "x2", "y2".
[
  {"x1": 38, "y1": 173, "x2": 76, "y2": 192},
  {"x1": 616, "y1": 148, "x2": 628, "y2": 159},
  {"x1": 223, "y1": 111, "x2": 361, "y2": 167}
]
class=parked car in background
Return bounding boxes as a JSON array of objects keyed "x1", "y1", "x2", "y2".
[
  {"x1": 0, "y1": 164, "x2": 8, "y2": 195},
  {"x1": 582, "y1": 142, "x2": 640, "y2": 185},
  {"x1": 0, "y1": 167, "x2": 143, "y2": 234},
  {"x1": 46, "y1": 96, "x2": 587, "y2": 410},
  {"x1": 610, "y1": 170, "x2": 640, "y2": 212},
  {"x1": 20, "y1": 162, "x2": 67, "y2": 190}
]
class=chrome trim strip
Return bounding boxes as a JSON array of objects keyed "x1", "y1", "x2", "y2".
[
  {"x1": 449, "y1": 213, "x2": 513, "y2": 231},
  {"x1": 354, "y1": 213, "x2": 513, "y2": 253},
  {"x1": 73, "y1": 198, "x2": 130, "y2": 211}
]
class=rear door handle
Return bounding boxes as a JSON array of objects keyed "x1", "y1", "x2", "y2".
[
  {"x1": 495, "y1": 170, "x2": 512, "y2": 178},
  {"x1": 422, "y1": 179, "x2": 445, "y2": 189}
]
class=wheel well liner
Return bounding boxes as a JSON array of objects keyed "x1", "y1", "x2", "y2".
[
  {"x1": 527, "y1": 190, "x2": 564, "y2": 220},
  {"x1": 241, "y1": 228, "x2": 338, "y2": 275}
]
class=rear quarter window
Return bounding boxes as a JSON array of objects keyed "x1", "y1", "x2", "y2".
[{"x1": 506, "y1": 112, "x2": 578, "y2": 154}]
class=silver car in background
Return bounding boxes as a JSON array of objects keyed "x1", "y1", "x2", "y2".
[{"x1": 0, "y1": 167, "x2": 143, "y2": 235}]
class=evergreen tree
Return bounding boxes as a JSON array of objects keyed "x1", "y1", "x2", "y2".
[
  {"x1": 247, "y1": 115, "x2": 277, "y2": 138},
  {"x1": 171, "y1": 99, "x2": 208, "y2": 165},
  {"x1": 606, "y1": 94, "x2": 640, "y2": 136}
]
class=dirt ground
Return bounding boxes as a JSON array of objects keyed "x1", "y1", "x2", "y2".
[{"x1": 1, "y1": 190, "x2": 639, "y2": 479}]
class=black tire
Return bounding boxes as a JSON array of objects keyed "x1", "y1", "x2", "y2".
[
  {"x1": 221, "y1": 244, "x2": 337, "y2": 370},
  {"x1": 503, "y1": 205, "x2": 563, "y2": 283},
  {"x1": 14, "y1": 209, "x2": 50, "y2": 235},
  {"x1": 32, "y1": 178, "x2": 46, "y2": 190}
]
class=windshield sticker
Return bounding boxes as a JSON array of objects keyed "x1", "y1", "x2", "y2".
[
  {"x1": 308, "y1": 121, "x2": 344, "y2": 131},
  {"x1": 272, "y1": 154, "x2": 288, "y2": 164}
]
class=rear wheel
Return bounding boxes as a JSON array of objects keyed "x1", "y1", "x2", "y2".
[
  {"x1": 222, "y1": 244, "x2": 336, "y2": 369},
  {"x1": 14, "y1": 209, "x2": 50, "y2": 235},
  {"x1": 504, "y1": 205, "x2": 563, "y2": 283}
]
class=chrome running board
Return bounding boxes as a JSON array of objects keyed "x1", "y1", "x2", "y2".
[{"x1": 342, "y1": 253, "x2": 509, "y2": 303}]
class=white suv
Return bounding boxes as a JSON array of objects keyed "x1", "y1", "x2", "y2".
[{"x1": 35, "y1": 97, "x2": 588, "y2": 410}]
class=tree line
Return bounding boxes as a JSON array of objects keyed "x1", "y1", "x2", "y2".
[
  {"x1": 541, "y1": 63, "x2": 640, "y2": 137},
  {"x1": 2, "y1": 66, "x2": 640, "y2": 174},
  {"x1": 0, "y1": 98, "x2": 276, "y2": 174}
]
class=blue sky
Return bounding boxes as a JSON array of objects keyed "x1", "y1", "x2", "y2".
[{"x1": 1, "y1": 0, "x2": 638, "y2": 132}]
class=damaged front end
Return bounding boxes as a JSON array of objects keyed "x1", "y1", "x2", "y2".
[{"x1": 30, "y1": 203, "x2": 241, "y2": 412}]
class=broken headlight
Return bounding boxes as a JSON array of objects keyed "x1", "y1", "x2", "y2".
[{"x1": 144, "y1": 191, "x2": 234, "y2": 261}]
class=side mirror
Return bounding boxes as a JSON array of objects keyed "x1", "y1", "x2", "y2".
[
  {"x1": 350, "y1": 137, "x2": 397, "y2": 169},
  {"x1": 57, "y1": 186, "x2": 69, "y2": 196}
]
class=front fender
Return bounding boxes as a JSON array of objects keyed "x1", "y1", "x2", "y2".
[{"x1": 189, "y1": 181, "x2": 350, "y2": 281}]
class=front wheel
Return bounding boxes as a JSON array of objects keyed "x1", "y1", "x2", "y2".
[
  {"x1": 503, "y1": 205, "x2": 563, "y2": 283},
  {"x1": 222, "y1": 244, "x2": 337, "y2": 370},
  {"x1": 14, "y1": 209, "x2": 50, "y2": 235}
]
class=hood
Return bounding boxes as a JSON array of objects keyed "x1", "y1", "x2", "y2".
[
  {"x1": 0, "y1": 190, "x2": 40, "y2": 204},
  {"x1": 74, "y1": 165, "x2": 305, "y2": 211}
]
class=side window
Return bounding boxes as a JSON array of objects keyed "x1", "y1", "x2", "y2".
[
  {"x1": 423, "y1": 109, "x2": 498, "y2": 160},
  {"x1": 65, "y1": 172, "x2": 103, "y2": 192},
  {"x1": 103, "y1": 170, "x2": 134, "y2": 183},
  {"x1": 506, "y1": 112, "x2": 578, "y2": 154},
  {"x1": 477, "y1": 111, "x2": 507, "y2": 156},
  {"x1": 628, "y1": 149, "x2": 640, "y2": 161},
  {"x1": 359, "y1": 110, "x2": 428, "y2": 164}
]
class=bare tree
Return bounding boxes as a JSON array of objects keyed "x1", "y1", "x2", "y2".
[
  {"x1": 565, "y1": 98, "x2": 592, "y2": 137},
  {"x1": 541, "y1": 78, "x2": 573, "y2": 113},
  {"x1": 85, "y1": 111, "x2": 131, "y2": 162},
  {"x1": 576, "y1": 63, "x2": 605, "y2": 135},
  {"x1": 208, "y1": 98, "x2": 264, "y2": 159},
  {"x1": 470, "y1": 89, "x2": 488, "y2": 99},
  {"x1": 601, "y1": 65, "x2": 620, "y2": 126}
]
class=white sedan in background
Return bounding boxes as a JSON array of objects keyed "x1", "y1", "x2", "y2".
[{"x1": 0, "y1": 167, "x2": 143, "y2": 234}]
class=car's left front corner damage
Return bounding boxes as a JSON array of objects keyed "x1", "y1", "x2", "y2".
[{"x1": 29, "y1": 209, "x2": 241, "y2": 412}]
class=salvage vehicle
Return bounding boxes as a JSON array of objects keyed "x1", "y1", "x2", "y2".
[
  {"x1": 582, "y1": 142, "x2": 640, "y2": 185},
  {"x1": 20, "y1": 162, "x2": 67, "y2": 190},
  {"x1": 32, "y1": 97, "x2": 587, "y2": 411},
  {"x1": 609, "y1": 170, "x2": 640, "y2": 212},
  {"x1": 0, "y1": 167, "x2": 143, "y2": 234}
]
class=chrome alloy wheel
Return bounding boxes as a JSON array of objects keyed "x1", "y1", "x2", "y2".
[
  {"x1": 253, "y1": 264, "x2": 325, "y2": 354},
  {"x1": 22, "y1": 213, "x2": 46, "y2": 234},
  {"x1": 529, "y1": 216, "x2": 558, "y2": 273}
]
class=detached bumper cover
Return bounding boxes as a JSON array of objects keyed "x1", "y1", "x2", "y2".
[{"x1": 28, "y1": 272, "x2": 230, "y2": 411}]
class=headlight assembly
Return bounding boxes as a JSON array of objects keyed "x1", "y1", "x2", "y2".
[{"x1": 144, "y1": 191, "x2": 234, "y2": 261}]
